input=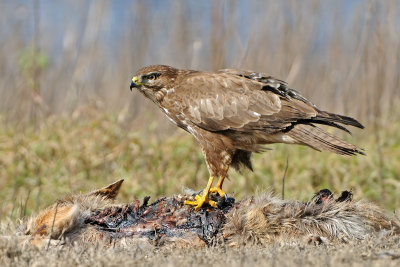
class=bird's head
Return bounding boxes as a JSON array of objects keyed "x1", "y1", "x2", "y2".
[{"x1": 130, "y1": 65, "x2": 179, "y2": 102}]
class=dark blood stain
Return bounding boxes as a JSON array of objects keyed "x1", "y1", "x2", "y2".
[{"x1": 84, "y1": 193, "x2": 235, "y2": 245}]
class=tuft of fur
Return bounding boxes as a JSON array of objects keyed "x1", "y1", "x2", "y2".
[
  {"x1": 28, "y1": 204, "x2": 80, "y2": 239},
  {"x1": 24, "y1": 180, "x2": 123, "y2": 247},
  {"x1": 223, "y1": 194, "x2": 399, "y2": 246}
]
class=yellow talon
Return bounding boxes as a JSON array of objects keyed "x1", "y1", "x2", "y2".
[
  {"x1": 209, "y1": 186, "x2": 226, "y2": 197},
  {"x1": 184, "y1": 175, "x2": 228, "y2": 210},
  {"x1": 209, "y1": 175, "x2": 226, "y2": 197},
  {"x1": 184, "y1": 195, "x2": 217, "y2": 211},
  {"x1": 184, "y1": 175, "x2": 217, "y2": 211}
]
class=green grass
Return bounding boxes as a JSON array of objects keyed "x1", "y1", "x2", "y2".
[{"x1": 0, "y1": 112, "x2": 399, "y2": 221}]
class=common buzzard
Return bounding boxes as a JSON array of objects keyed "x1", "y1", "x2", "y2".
[{"x1": 130, "y1": 65, "x2": 364, "y2": 210}]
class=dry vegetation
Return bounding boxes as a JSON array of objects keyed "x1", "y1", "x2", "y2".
[
  {"x1": 1, "y1": 234, "x2": 400, "y2": 266},
  {"x1": 0, "y1": 0, "x2": 400, "y2": 265}
]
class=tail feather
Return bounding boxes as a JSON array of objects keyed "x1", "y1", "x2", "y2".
[
  {"x1": 314, "y1": 110, "x2": 364, "y2": 129},
  {"x1": 297, "y1": 119, "x2": 353, "y2": 134},
  {"x1": 287, "y1": 124, "x2": 365, "y2": 155}
]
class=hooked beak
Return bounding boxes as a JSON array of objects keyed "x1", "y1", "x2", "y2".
[{"x1": 130, "y1": 76, "x2": 140, "y2": 91}]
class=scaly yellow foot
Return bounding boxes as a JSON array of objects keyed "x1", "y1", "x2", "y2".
[
  {"x1": 184, "y1": 175, "x2": 217, "y2": 211},
  {"x1": 184, "y1": 194, "x2": 217, "y2": 211},
  {"x1": 209, "y1": 175, "x2": 226, "y2": 197},
  {"x1": 209, "y1": 186, "x2": 226, "y2": 197}
]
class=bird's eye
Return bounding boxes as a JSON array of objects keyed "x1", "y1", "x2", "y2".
[{"x1": 145, "y1": 72, "x2": 160, "y2": 81}]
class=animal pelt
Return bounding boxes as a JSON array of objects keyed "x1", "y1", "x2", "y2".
[
  {"x1": 223, "y1": 193, "x2": 399, "y2": 246},
  {"x1": 20, "y1": 180, "x2": 399, "y2": 248},
  {"x1": 24, "y1": 179, "x2": 124, "y2": 246}
]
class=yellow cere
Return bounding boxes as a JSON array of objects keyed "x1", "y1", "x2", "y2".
[{"x1": 131, "y1": 76, "x2": 143, "y2": 86}]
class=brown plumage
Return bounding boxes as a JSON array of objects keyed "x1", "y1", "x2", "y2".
[{"x1": 130, "y1": 65, "x2": 364, "y2": 209}]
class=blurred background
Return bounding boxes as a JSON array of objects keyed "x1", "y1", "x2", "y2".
[{"x1": 0, "y1": 0, "x2": 399, "y2": 219}]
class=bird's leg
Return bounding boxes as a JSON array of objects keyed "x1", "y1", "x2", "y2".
[
  {"x1": 209, "y1": 176, "x2": 226, "y2": 197},
  {"x1": 184, "y1": 176, "x2": 217, "y2": 211}
]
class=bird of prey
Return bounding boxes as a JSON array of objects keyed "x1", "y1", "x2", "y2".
[{"x1": 130, "y1": 65, "x2": 364, "y2": 210}]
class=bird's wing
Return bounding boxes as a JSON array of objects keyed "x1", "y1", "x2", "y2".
[
  {"x1": 218, "y1": 69, "x2": 364, "y2": 131},
  {"x1": 173, "y1": 71, "x2": 318, "y2": 133}
]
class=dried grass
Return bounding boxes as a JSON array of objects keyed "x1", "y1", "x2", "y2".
[{"x1": 1, "y1": 230, "x2": 400, "y2": 267}]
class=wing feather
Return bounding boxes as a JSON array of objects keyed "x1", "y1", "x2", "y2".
[{"x1": 173, "y1": 72, "x2": 318, "y2": 132}]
